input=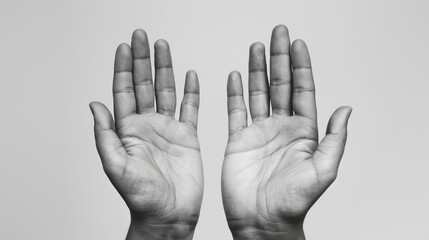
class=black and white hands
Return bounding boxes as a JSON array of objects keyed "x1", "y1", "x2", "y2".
[
  {"x1": 90, "y1": 30, "x2": 202, "y2": 240},
  {"x1": 222, "y1": 25, "x2": 352, "y2": 240},
  {"x1": 90, "y1": 25, "x2": 351, "y2": 240}
]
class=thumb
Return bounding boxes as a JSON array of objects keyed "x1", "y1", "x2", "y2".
[
  {"x1": 313, "y1": 106, "x2": 352, "y2": 180},
  {"x1": 90, "y1": 101, "x2": 126, "y2": 174}
]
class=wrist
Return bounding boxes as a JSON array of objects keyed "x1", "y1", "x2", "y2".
[
  {"x1": 228, "y1": 219, "x2": 305, "y2": 240},
  {"x1": 126, "y1": 216, "x2": 196, "y2": 240}
]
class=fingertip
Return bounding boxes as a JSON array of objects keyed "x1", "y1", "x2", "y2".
[
  {"x1": 89, "y1": 102, "x2": 101, "y2": 124},
  {"x1": 273, "y1": 24, "x2": 289, "y2": 35},
  {"x1": 270, "y1": 24, "x2": 290, "y2": 54},
  {"x1": 115, "y1": 43, "x2": 132, "y2": 71},
  {"x1": 155, "y1": 39, "x2": 170, "y2": 50},
  {"x1": 154, "y1": 39, "x2": 172, "y2": 68},
  {"x1": 89, "y1": 101, "x2": 96, "y2": 110},
  {"x1": 89, "y1": 101, "x2": 102, "y2": 106},
  {"x1": 116, "y1": 43, "x2": 131, "y2": 54},
  {"x1": 327, "y1": 106, "x2": 353, "y2": 134},
  {"x1": 89, "y1": 103, "x2": 96, "y2": 121},
  {"x1": 228, "y1": 70, "x2": 241, "y2": 79},
  {"x1": 131, "y1": 29, "x2": 150, "y2": 57},
  {"x1": 132, "y1": 28, "x2": 148, "y2": 39},
  {"x1": 227, "y1": 71, "x2": 243, "y2": 96},
  {"x1": 91, "y1": 102, "x2": 114, "y2": 129},
  {"x1": 249, "y1": 42, "x2": 266, "y2": 72},
  {"x1": 339, "y1": 106, "x2": 353, "y2": 125},
  {"x1": 292, "y1": 39, "x2": 307, "y2": 48},
  {"x1": 250, "y1": 42, "x2": 265, "y2": 54},
  {"x1": 89, "y1": 101, "x2": 102, "y2": 113},
  {"x1": 186, "y1": 69, "x2": 198, "y2": 80},
  {"x1": 116, "y1": 43, "x2": 132, "y2": 62},
  {"x1": 185, "y1": 70, "x2": 199, "y2": 92},
  {"x1": 291, "y1": 40, "x2": 311, "y2": 68},
  {"x1": 344, "y1": 106, "x2": 353, "y2": 123},
  {"x1": 336, "y1": 105, "x2": 353, "y2": 116},
  {"x1": 291, "y1": 39, "x2": 309, "y2": 56},
  {"x1": 346, "y1": 106, "x2": 353, "y2": 115}
]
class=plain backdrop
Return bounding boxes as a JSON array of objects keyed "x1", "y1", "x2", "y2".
[{"x1": 1, "y1": 0, "x2": 428, "y2": 239}]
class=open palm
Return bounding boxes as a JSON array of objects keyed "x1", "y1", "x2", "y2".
[
  {"x1": 222, "y1": 25, "x2": 352, "y2": 238},
  {"x1": 90, "y1": 30, "x2": 202, "y2": 238}
]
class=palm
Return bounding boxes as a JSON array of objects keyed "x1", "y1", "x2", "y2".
[
  {"x1": 222, "y1": 25, "x2": 351, "y2": 233},
  {"x1": 90, "y1": 29, "x2": 203, "y2": 231},
  {"x1": 114, "y1": 113, "x2": 202, "y2": 220},
  {"x1": 223, "y1": 116, "x2": 322, "y2": 224}
]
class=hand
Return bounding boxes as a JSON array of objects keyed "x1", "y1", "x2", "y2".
[
  {"x1": 222, "y1": 25, "x2": 352, "y2": 239},
  {"x1": 90, "y1": 29, "x2": 203, "y2": 240}
]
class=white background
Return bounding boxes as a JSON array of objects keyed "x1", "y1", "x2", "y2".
[{"x1": 1, "y1": 0, "x2": 428, "y2": 239}]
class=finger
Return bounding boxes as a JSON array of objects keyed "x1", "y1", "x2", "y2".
[
  {"x1": 291, "y1": 40, "x2": 317, "y2": 123},
  {"x1": 249, "y1": 42, "x2": 269, "y2": 122},
  {"x1": 155, "y1": 39, "x2": 176, "y2": 117},
  {"x1": 89, "y1": 102, "x2": 126, "y2": 175},
  {"x1": 313, "y1": 106, "x2": 352, "y2": 181},
  {"x1": 113, "y1": 43, "x2": 136, "y2": 121},
  {"x1": 227, "y1": 71, "x2": 247, "y2": 135},
  {"x1": 180, "y1": 70, "x2": 200, "y2": 130},
  {"x1": 131, "y1": 29, "x2": 155, "y2": 114},
  {"x1": 270, "y1": 25, "x2": 292, "y2": 116}
]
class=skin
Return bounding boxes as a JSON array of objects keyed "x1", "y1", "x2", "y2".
[
  {"x1": 90, "y1": 29, "x2": 203, "y2": 240},
  {"x1": 222, "y1": 25, "x2": 352, "y2": 239}
]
